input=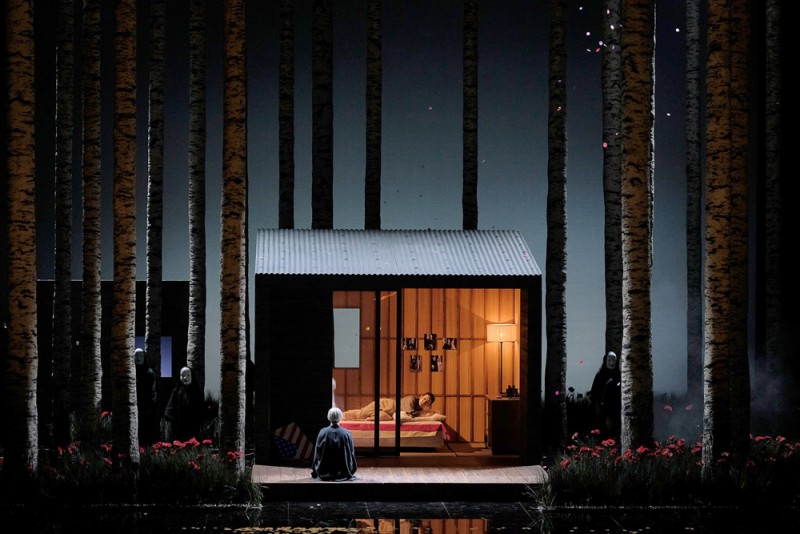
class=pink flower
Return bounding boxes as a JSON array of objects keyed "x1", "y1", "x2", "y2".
[
  {"x1": 590, "y1": 429, "x2": 601, "y2": 435},
  {"x1": 560, "y1": 458, "x2": 570, "y2": 468},
  {"x1": 664, "y1": 405, "x2": 673, "y2": 412},
  {"x1": 187, "y1": 461, "x2": 200, "y2": 471},
  {"x1": 103, "y1": 457, "x2": 113, "y2": 466},
  {"x1": 202, "y1": 439, "x2": 213, "y2": 446}
]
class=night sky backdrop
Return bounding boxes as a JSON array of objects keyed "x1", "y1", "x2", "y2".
[{"x1": 25, "y1": 0, "x2": 696, "y2": 397}]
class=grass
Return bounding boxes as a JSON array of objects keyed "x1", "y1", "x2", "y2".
[
  {"x1": 0, "y1": 409, "x2": 262, "y2": 507},
  {"x1": 532, "y1": 391, "x2": 800, "y2": 508},
  {"x1": 2, "y1": 391, "x2": 798, "y2": 508}
]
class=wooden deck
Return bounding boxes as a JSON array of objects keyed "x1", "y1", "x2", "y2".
[{"x1": 253, "y1": 443, "x2": 547, "y2": 502}]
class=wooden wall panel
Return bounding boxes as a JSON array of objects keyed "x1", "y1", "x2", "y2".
[{"x1": 334, "y1": 288, "x2": 520, "y2": 444}]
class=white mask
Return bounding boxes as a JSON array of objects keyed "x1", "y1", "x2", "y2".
[
  {"x1": 606, "y1": 352, "x2": 618, "y2": 370},
  {"x1": 180, "y1": 367, "x2": 192, "y2": 385},
  {"x1": 134, "y1": 349, "x2": 145, "y2": 366}
]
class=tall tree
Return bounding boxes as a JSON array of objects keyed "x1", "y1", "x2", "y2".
[
  {"x1": 364, "y1": 0, "x2": 382, "y2": 230},
  {"x1": 146, "y1": 0, "x2": 166, "y2": 407},
  {"x1": 219, "y1": 0, "x2": 248, "y2": 472},
  {"x1": 543, "y1": 0, "x2": 568, "y2": 451},
  {"x1": 51, "y1": 0, "x2": 75, "y2": 447},
  {"x1": 4, "y1": 0, "x2": 39, "y2": 475},
  {"x1": 728, "y1": 0, "x2": 750, "y2": 464},
  {"x1": 78, "y1": 0, "x2": 103, "y2": 448},
  {"x1": 187, "y1": 0, "x2": 207, "y2": 390},
  {"x1": 111, "y1": 0, "x2": 140, "y2": 467},
  {"x1": 701, "y1": 0, "x2": 732, "y2": 482},
  {"x1": 602, "y1": 0, "x2": 622, "y2": 362},
  {"x1": 462, "y1": 0, "x2": 478, "y2": 230},
  {"x1": 619, "y1": 0, "x2": 655, "y2": 452},
  {"x1": 685, "y1": 0, "x2": 703, "y2": 404},
  {"x1": 311, "y1": 0, "x2": 333, "y2": 229},
  {"x1": 763, "y1": 0, "x2": 784, "y2": 396},
  {"x1": 278, "y1": 0, "x2": 294, "y2": 229}
]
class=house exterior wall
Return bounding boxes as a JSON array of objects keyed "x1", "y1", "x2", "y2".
[{"x1": 255, "y1": 274, "x2": 542, "y2": 465}]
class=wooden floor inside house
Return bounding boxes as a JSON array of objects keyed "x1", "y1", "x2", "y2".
[{"x1": 253, "y1": 442, "x2": 547, "y2": 502}]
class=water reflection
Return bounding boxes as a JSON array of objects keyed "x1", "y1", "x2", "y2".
[{"x1": 2, "y1": 503, "x2": 798, "y2": 533}]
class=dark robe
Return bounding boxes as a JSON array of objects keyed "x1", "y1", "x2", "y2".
[
  {"x1": 163, "y1": 373, "x2": 205, "y2": 441},
  {"x1": 590, "y1": 355, "x2": 621, "y2": 438},
  {"x1": 311, "y1": 423, "x2": 358, "y2": 481},
  {"x1": 135, "y1": 362, "x2": 158, "y2": 443}
]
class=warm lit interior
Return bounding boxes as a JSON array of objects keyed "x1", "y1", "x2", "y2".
[{"x1": 332, "y1": 288, "x2": 521, "y2": 444}]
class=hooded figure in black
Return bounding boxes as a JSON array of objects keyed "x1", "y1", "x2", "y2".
[
  {"x1": 134, "y1": 348, "x2": 158, "y2": 444},
  {"x1": 590, "y1": 351, "x2": 621, "y2": 439},
  {"x1": 164, "y1": 366, "x2": 205, "y2": 441},
  {"x1": 311, "y1": 407, "x2": 357, "y2": 481}
]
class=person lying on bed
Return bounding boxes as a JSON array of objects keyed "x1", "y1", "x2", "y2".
[{"x1": 342, "y1": 392, "x2": 438, "y2": 420}]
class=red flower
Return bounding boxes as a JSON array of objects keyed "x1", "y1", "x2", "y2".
[
  {"x1": 202, "y1": 439, "x2": 213, "y2": 446},
  {"x1": 560, "y1": 458, "x2": 570, "y2": 468},
  {"x1": 635, "y1": 445, "x2": 650, "y2": 454},
  {"x1": 663, "y1": 405, "x2": 673, "y2": 412},
  {"x1": 187, "y1": 461, "x2": 201, "y2": 471},
  {"x1": 590, "y1": 429, "x2": 601, "y2": 435},
  {"x1": 103, "y1": 457, "x2": 113, "y2": 466}
]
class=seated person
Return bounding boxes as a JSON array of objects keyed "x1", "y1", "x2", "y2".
[
  {"x1": 311, "y1": 407, "x2": 357, "y2": 481},
  {"x1": 342, "y1": 392, "x2": 439, "y2": 420}
]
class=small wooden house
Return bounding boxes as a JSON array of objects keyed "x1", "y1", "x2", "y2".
[{"x1": 253, "y1": 229, "x2": 542, "y2": 465}]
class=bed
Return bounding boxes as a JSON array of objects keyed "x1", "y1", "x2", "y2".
[{"x1": 339, "y1": 416, "x2": 450, "y2": 449}]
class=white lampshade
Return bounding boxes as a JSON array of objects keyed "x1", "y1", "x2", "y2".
[{"x1": 486, "y1": 323, "x2": 516, "y2": 343}]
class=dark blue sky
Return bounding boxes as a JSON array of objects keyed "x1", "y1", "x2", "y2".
[{"x1": 31, "y1": 0, "x2": 689, "y2": 397}]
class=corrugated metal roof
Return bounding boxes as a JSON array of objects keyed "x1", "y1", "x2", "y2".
[{"x1": 255, "y1": 229, "x2": 541, "y2": 278}]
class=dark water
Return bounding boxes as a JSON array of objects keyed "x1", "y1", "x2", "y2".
[{"x1": 2, "y1": 501, "x2": 797, "y2": 533}]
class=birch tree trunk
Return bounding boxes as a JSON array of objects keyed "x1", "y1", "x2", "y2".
[
  {"x1": 4, "y1": 0, "x2": 39, "y2": 475},
  {"x1": 763, "y1": 0, "x2": 784, "y2": 397},
  {"x1": 146, "y1": 0, "x2": 165, "y2": 405},
  {"x1": 311, "y1": 0, "x2": 333, "y2": 229},
  {"x1": 702, "y1": 0, "x2": 732, "y2": 483},
  {"x1": 52, "y1": 0, "x2": 75, "y2": 448},
  {"x1": 187, "y1": 0, "x2": 207, "y2": 391},
  {"x1": 278, "y1": 0, "x2": 295, "y2": 229},
  {"x1": 602, "y1": 0, "x2": 623, "y2": 363},
  {"x1": 619, "y1": 0, "x2": 655, "y2": 452},
  {"x1": 685, "y1": 0, "x2": 703, "y2": 405},
  {"x1": 364, "y1": 0, "x2": 382, "y2": 230},
  {"x1": 219, "y1": 0, "x2": 248, "y2": 472},
  {"x1": 728, "y1": 0, "x2": 750, "y2": 464},
  {"x1": 78, "y1": 0, "x2": 103, "y2": 448},
  {"x1": 111, "y1": 0, "x2": 140, "y2": 467},
  {"x1": 462, "y1": 0, "x2": 478, "y2": 231},
  {"x1": 544, "y1": 0, "x2": 568, "y2": 451}
]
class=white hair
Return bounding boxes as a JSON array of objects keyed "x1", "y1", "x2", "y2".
[{"x1": 327, "y1": 407, "x2": 343, "y2": 423}]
